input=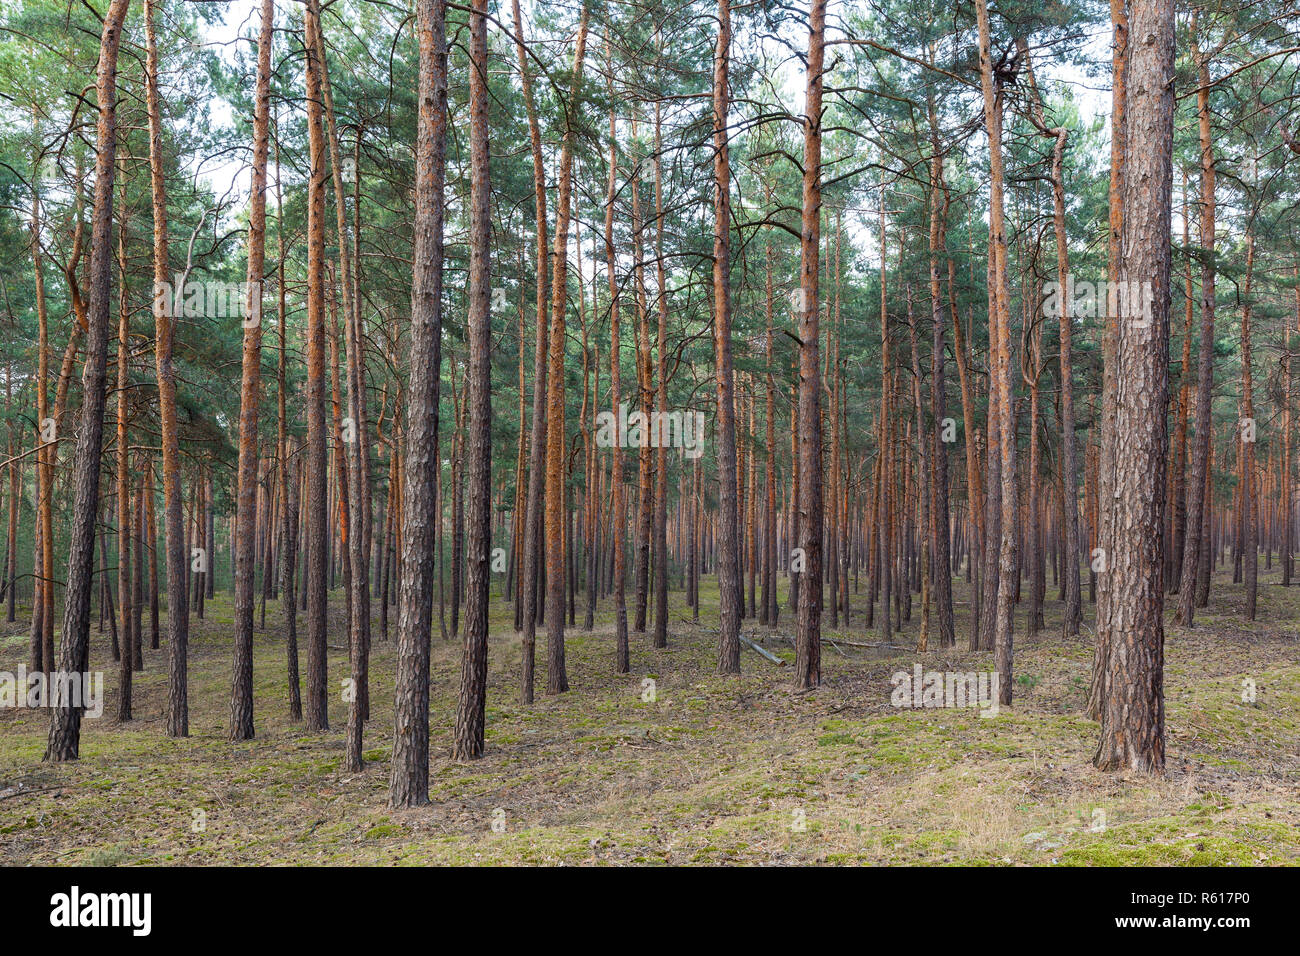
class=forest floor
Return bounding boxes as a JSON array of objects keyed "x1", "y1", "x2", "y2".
[{"x1": 2, "y1": 566, "x2": 1298, "y2": 865}]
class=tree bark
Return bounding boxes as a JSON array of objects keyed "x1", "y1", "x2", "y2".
[
  {"x1": 1094, "y1": 0, "x2": 1173, "y2": 774},
  {"x1": 793, "y1": 0, "x2": 826, "y2": 689},
  {"x1": 389, "y1": 0, "x2": 446, "y2": 807},
  {"x1": 453, "y1": 0, "x2": 492, "y2": 760},
  {"x1": 45, "y1": 0, "x2": 131, "y2": 761},
  {"x1": 1174, "y1": 15, "x2": 1216, "y2": 629},
  {"x1": 230, "y1": 0, "x2": 274, "y2": 741},
  {"x1": 544, "y1": 4, "x2": 589, "y2": 695},
  {"x1": 303, "y1": 0, "x2": 330, "y2": 731},
  {"x1": 605, "y1": 29, "x2": 630, "y2": 674},
  {"x1": 513, "y1": 0, "x2": 550, "y2": 700},
  {"x1": 652, "y1": 99, "x2": 670, "y2": 650},
  {"x1": 713, "y1": 0, "x2": 742, "y2": 674},
  {"x1": 974, "y1": 0, "x2": 1016, "y2": 704}
]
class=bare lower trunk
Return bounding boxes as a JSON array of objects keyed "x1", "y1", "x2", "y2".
[
  {"x1": 303, "y1": 0, "x2": 330, "y2": 731},
  {"x1": 1094, "y1": 0, "x2": 1173, "y2": 773},
  {"x1": 713, "y1": 0, "x2": 741, "y2": 675},
  {"x1": 389, "y1": 0, "x2": 446, "y2": 807},
  {"x1": 793, "y1": 0, "x2": 826, "y2": 689},
  {"x1": 46, "y1": 0, "x2": 131, "y2": 761},
  {"x1": 230, "y1": 0, "x2": 274, "y2": 742},
  {"x1": 453, "y1": 0, "x2": 492, "y2": 760}
]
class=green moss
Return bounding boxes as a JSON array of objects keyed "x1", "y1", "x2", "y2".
[
  {"x1": 82, "y1": 844, "x2": 131, "y2": 866},
  {"x1": 4, "y1": 578, "x2": 1299, "y2": 866}
]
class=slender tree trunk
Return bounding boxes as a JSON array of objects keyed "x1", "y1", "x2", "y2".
[
  {"x1": 907, "y1": 286, "x2": 931, "y2": 651},
  {"x1": 274, "y1": 114, "x2": 301, "y2": 719},
  {"x1": 713, "y1": 0, "x2": 741, "y2": 674},
  {"x1": 115, "y1": 172, "x2": 133, "y2": 722},
  {"x1": 132, "y1": 472, "x2": 144, "y2": 669},
  {"x1": 389, "y1": 0, "x2": 446, "y2": 807},
  {"x1": 1020, "y1": 40, "x2": 1081, "y2": 635},
  {"x1": 1285, "y1": 271, "x2": 1297, "y2": 586},
  {"x1": 513, "y1": 0, "x2": 550, "y2": 700},
  {"x1": 1168, "y1": 175, "x2": 1194, "y2": 593},
  {"x1": 453, "y1": 0, "x2": 492, "y2": 760},
  {"x1": 302, "y1": 0, "x2": 330, "y2": 731},
  {"x1": 141, "y1": 0, "x2": 188, "y2": 735},
  {"x1": 29, "y1": 120, "x2": 53, "y2": 687},
  {"x1": 793, "y1": 0, "x2": 826, "y2": 689},
  {"x1": 878, "y1": 195, "x2": 893, "y2": 643},
  {"x1": 925, "y1": 115, "x2": 955, "y2": 647},
  {"x1": 1174, "y1": 17, "x2": 1215, "y2": 629},
  {"x1": 311, "y1": 4, "x2": 372, "y2": 742},
  {"x1": 45, "y1": 0, "x2": 131, "y2": 761},
  {"x1": 763, "y1": 241, "x2": 778, "y2": 627},
  {"x1": 1088, "y1": 0, "x2": 1130, "y2": 721},
  {"x1": 975, "y1": 0, "x2": 1016, "y2": 704},
  {"x1": 1240, "y1": 229, "x2": 1257, "y2": 620},
  {"x1": 631, "y1": 115, "x2": 652, "y2": 638},
  {"x1": 651, "y1": 99, "x2": 670, "y2": 650},
  {"x1": 544, "y1": 5, "x2": 589, "y2": 695},
  {"x1": 605, "y1": 29, "x2": 630, "y2": 674},
  {"x1": 230, "y1": 0, "x2": 274, "y2": 741}
]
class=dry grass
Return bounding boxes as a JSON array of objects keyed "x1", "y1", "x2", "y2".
[{"x1": 2, "y1": 564, "x2": 1297, "y2": 865}]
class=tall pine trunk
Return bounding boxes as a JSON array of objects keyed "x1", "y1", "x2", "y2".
[
  {"x1": 45, "y1": 0, "x2": 131, "y2": 761},
  {"x1": 793, "y1": 0, "x2": 826, "y2": 689},
  {"x1": 1094, "y1": 0, "x2": 1173, "y2": 773},
  {"x1": 389, "y1": 0, "x2": 446, "y2": 807},
  {"x1": 453, "y1": 0, "x2": 492, "y2": 760},
  {"x1": 712, "y1": 0, "x2": 741, "y2": 674},
  {"x1": 230, "y1": 0, "x2": 274, "y2": 741}
]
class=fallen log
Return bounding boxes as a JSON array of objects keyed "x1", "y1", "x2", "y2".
[{"x1": 740, "y1": 632, "x2": 785, "y2": 665}]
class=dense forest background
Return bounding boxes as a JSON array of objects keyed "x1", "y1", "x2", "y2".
[{"x1": 0, "y1": 0, "x2": 1298, "y2": 863}]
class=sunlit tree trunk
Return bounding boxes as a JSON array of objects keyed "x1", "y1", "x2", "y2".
[
  {"x1": 311, "y1": 5, "x2": 371, "y2": 738},
  {"x1": 302, "y1": 0, "x2": 330, "y2": 730},
  {"x1": 115, "y1": 171, "x2": 134, "y2": 721},
  {"x1": 28, "y1": 117, "x2": 53, "y2": 685},
  {"x1": 230, "y1": 0, "x2": 274, "y2": 741},
  {"x1": 544, "y1": 4, "x2": 589, "y2": 695}
]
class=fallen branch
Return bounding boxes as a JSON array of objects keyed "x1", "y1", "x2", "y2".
[
  {"x1": 740, "y1": 632, "x2": 784, "y2": 665},
  {"x1": 768, "y1": 630, "x2": 908, "y2": 651},
  {"x1": 823, "y1": 634, "x2": 850, "y2": 658},
  {"x1": 0, "y1": 784, "x2": 63, "y2": 801},
  {"x1": 822, "y1": 636, "x2": 911, "y2": 650}
]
